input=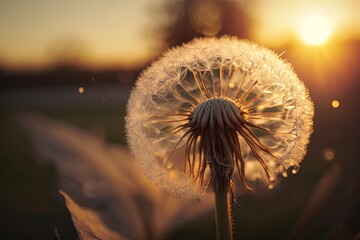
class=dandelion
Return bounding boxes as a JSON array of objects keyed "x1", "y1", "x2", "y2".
[
  {"x1": 126, "y1": 37, "x2": 314, "y2": 239},
  {"x1": 126, "y1": 36, "x2": 314, "y2": 198}
]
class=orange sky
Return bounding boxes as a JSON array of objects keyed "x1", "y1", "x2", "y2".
[
  {"x1": 248, "y1": 0, "x2": 360, "y2": 47},
  {"x1": 0, "y1": 0, "x2": 165, "y2": 70},
  {"x1": 0, "y1": 0, "x2": 359, "y2": 70}
]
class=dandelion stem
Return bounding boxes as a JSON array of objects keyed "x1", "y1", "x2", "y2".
[{"x1": 215, "y1": 190, "x2": 233, "y2": 240}]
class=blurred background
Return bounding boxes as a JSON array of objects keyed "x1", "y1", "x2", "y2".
[{"x1": 1, "y1": 0, "x2": 359, "y2": 239}]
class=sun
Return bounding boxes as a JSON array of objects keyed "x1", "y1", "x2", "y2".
[{"x1": 299, "y1": 15, "x2": 332, "y2": 46}]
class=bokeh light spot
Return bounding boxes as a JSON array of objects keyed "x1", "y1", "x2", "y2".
[
  {"x1": 82, "y1": 181, "x2": 97, "y2": 198},
  {"x1": 300, "y1": 15, "x2": 331, "y2": 45},
  {"x1": 78, "y1": 86, "x2": 85, "y2": 94},
  {"x1": 190, "y1": 1, "x2": 222, "y2": 36},
  {"x1": 323, "y1": 148, "x2": 335, "y2": 161},
  {"x1": 332, "y1": 100, "x2": 340, "y2": 108}
]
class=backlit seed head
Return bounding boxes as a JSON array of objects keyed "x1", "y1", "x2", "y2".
[{"x1": 126, "y1": 37, "x2": 314, "y2": 200}]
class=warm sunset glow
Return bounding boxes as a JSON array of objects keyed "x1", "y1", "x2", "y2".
[
  {"x1": 1, "y1": 0, "x2": 360, "y2": 70},
  {"x1": 300, "y1": 15, "x2": 332, "y2": 45},
  {"x1": 0, "y1": 1, "x2": 159, "y2": 70},
  {"x1": 332, "y1": 100, "x2": 340, "y2": 108},
  {"x1": 250, "y1": 1, "x2": 360, "y2": 47}
]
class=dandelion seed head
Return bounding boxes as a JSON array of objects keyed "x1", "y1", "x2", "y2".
[{"x1": 126, "y1": 37, "x2": 314, "y2": 200}]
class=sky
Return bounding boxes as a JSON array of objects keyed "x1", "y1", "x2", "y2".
[
  {"x1": 249, "y1": 0, "x2": 360, "y2": 47},
  {"x1": 0, "y1": 0, "x2": 359, "y2": 70},
  {"x1": 0, "y1": 0, "x2": 165, "y2": 69}
]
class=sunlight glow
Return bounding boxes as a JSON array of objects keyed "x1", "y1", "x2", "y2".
[{"x1": 300, "y1": 15, "x2": 332, "y2": 45}]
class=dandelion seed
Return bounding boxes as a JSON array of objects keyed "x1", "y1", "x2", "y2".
[
  {"x1": 102, "y1": 94, "x2": 113, "y2": 103},
  {"x1": 126, "y1": 37, "x2": 314, "y2": 200}
]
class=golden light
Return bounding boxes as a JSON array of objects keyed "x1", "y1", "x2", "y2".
[
  {"x1": 331, "y1": 100, "x2": 340, "y2": 108},
  {"x1": 300, "y1": 15, "x2": 332, "y2": 45},
  {"x1": 78, "y1": 86, "x2": 85, "y2": 94}
]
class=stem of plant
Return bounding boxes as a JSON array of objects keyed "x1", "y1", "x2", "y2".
[{"x1": 215, "y1": 190, "x2": 233, "y2": 240}]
